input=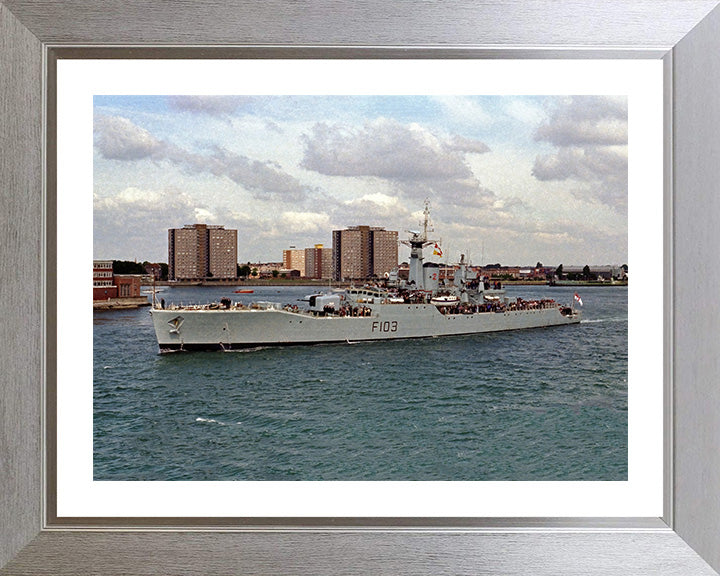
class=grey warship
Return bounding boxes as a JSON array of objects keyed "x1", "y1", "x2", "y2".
[{"x1": 150, "y1": 205, "x2": 581, "y2": 352}]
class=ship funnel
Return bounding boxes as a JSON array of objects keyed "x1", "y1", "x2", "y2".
[{"x1": 423, "y1": 262, "x2": 440, "y2": 293}]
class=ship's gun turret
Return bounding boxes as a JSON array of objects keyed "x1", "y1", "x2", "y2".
[{"x1": 307, "y1": 293, "x2": 342, "y2": 314}]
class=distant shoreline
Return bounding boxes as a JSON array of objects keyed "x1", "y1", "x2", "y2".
[
  {"x1": 146, "y1": 279, "x2": 627, "y2": 288},
  {"x1": 150, "y1": 279, "x2": 352, "y2": 287}
]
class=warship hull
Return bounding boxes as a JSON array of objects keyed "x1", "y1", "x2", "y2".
[{"x1": 150, "y1": 303, "x2": 580, "y2": 352}]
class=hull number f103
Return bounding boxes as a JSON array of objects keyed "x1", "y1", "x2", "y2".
[{"x1": 371, "y1": 320, "x2": 398, "y2": 333}]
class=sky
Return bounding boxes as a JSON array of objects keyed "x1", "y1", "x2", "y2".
[{"x1": 93, "y1": 94, "x2": 628, "y2": 267}]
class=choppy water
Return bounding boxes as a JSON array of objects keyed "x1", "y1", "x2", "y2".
[{"x1": 93, "y1": 284, "x2": 627, "y2": 481}]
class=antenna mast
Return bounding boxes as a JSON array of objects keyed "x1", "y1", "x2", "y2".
[
  {"x1": 422, "y1": 199, "x2": 431, "y2": 242},
  {"x1": 401, "y1": 199, "x2": 437, "y2": 290}
]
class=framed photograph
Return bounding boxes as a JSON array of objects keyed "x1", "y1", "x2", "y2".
[
  {"x1": 55, "y1": 59, "x2": 659, "y2": 521},
  {"x1": 2, "y1": 1, "x2": 720, "y2": 574}
]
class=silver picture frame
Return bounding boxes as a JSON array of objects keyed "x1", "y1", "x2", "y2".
[{"x1": 2, "y1": 1, "x2": 720, "y2": 574}]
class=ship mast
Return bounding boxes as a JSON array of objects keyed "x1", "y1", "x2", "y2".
[{"x1": 401, "y1": 200, "x2": 436, "y2": 290}]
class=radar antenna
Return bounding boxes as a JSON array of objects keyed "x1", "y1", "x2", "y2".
[{"x1": 401, "y1": 199, "x2": 435, "y2": 249}]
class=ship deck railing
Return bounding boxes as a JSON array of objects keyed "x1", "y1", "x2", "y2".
[{"x1": 157, "y1": 298, "x2": 564, "y2": 317}]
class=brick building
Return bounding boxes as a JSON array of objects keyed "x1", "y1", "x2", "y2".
[
  {"x1": 332, "y1": 225, "x2": 398, "y2": 281},
  {"x1": 93, "y1": 261, "x2": 143, "y2": 301},
  {"x1": 304, "y1": 244, "x2": 333, "y2": 279},
  {"x1": 93, "y1": 260, "x2": 116, "y2": 300},
  {"x1": 114, "y1": 275, "x2": 142, "y2": 298},
  {"x1": 282, "y1": 248, "x2": 306, "y2": 275},
  {"x1": 168, "y1": 224, "x2": 237, "y2": 280}
]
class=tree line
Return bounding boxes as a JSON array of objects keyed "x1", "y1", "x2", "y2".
[
  {"x1": 111, "y1": 261, "x2": 267, "y2": 280},
  {"x1": 112, "y1": 260, "x2": 168, "y2": 279}
]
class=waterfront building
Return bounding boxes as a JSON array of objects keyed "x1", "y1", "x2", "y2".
[
  {"x1": 478, "y1": 265, "x2": 522, "y2": 280},
  {"x1": 93, "y1": 260, "x2": 143, "y2": 301},
  {"x1": 517, "y1": 267, "x2": 554, "y2": 280},
  {"x1": 168, "y1": 224, "x2": 237, "y2": 280},
  {"x1": 332, "y1": 225, "x2": 398, "y2": 281},
  {"x1": 304, "y1": 244, "x2": 333, "y2": 279},
  {"x1": 93, "y1": 260, "x2": 116, "y2": 300},
  {"x1": 559, "y1": 265, "x2": 627, "y2": 281},
  {"x1": 252, "y1": 262, "x2": 284, "y2": 277},
  {"x1": 282, "y1": 248, "x2": 306, "y2": 276},
  {"x1": 114, "y1": 275, "x2": 142, "y2": 297},
  {"x1": 371, "y1": 229, "x2": 398, "y2": 280},
  {"x1": 282, "y1": 245, "x2": 333, "y2": 279},
  {"x1": 278, "y1": 269, "x2": 301, "y2": 278}
]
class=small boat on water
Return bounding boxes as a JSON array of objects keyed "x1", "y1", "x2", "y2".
[{"x1": 234, "y1": 289, "x2": 254, "y2": 293}]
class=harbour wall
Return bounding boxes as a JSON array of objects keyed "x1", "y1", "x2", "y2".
[{"x1": 93, "y1": 296, "x2": 150, "y2": 310}]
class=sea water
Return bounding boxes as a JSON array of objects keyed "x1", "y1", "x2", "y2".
[{"x1": 93, "y1": 285, "x2": 627, "y2": 481}]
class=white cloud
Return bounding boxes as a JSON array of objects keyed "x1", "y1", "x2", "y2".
[
  {"x1": 167, "y1": 96, "x2": 255, "y2": 116},
  {"x1": 446, "y1": 135, "x2": 491, "y2": 154},
  {"x1": 94, "y1": 114, "x2": 311, "y2": 202},
  {"x1": 532, "y1": 96, "x2": 628, "y2": 211},
  {"x1": 344, "y1": 193, "x2": 403, "y2": 212},
  {"x1": 94, "y1": 187, "x2": 191, "y2": 211},
  {"x1": 193, "y1": 208, "x2": 216, "y2": 221},
  {"x1": 280, "y1": 211, "x2": 331, "y2": 233},
  {"x1": 94, "y1": 116, "x2": 164, "y2": 160},
  {"x1": 94, "y1": 187, "x2": 203, "y2": 261},
  {"x1": 536, "y1": 118, "x2": 627, "y2": 147},
  {"x1": 328, "y1": 193, "x2": 410, "y2": 229},
  {"x1": 300, "y1": 118, "x2": 496, "y2": 212},
  {"x1": 301, "y1": 118, "x2": 486, "y2": 181}
]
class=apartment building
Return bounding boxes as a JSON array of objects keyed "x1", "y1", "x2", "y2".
[
  {"x1": 168, "y1": 224, "x2": 237, "y2": 280},
  {"x1": 282, "y1": 248, "x2": 306, "y2": 275},
  {"x1": 304, "y1": 244, "x2": 333, "y2": 279},
  {"x1": 332, "y1": 225, "x2": 398, "y2": 281}
]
